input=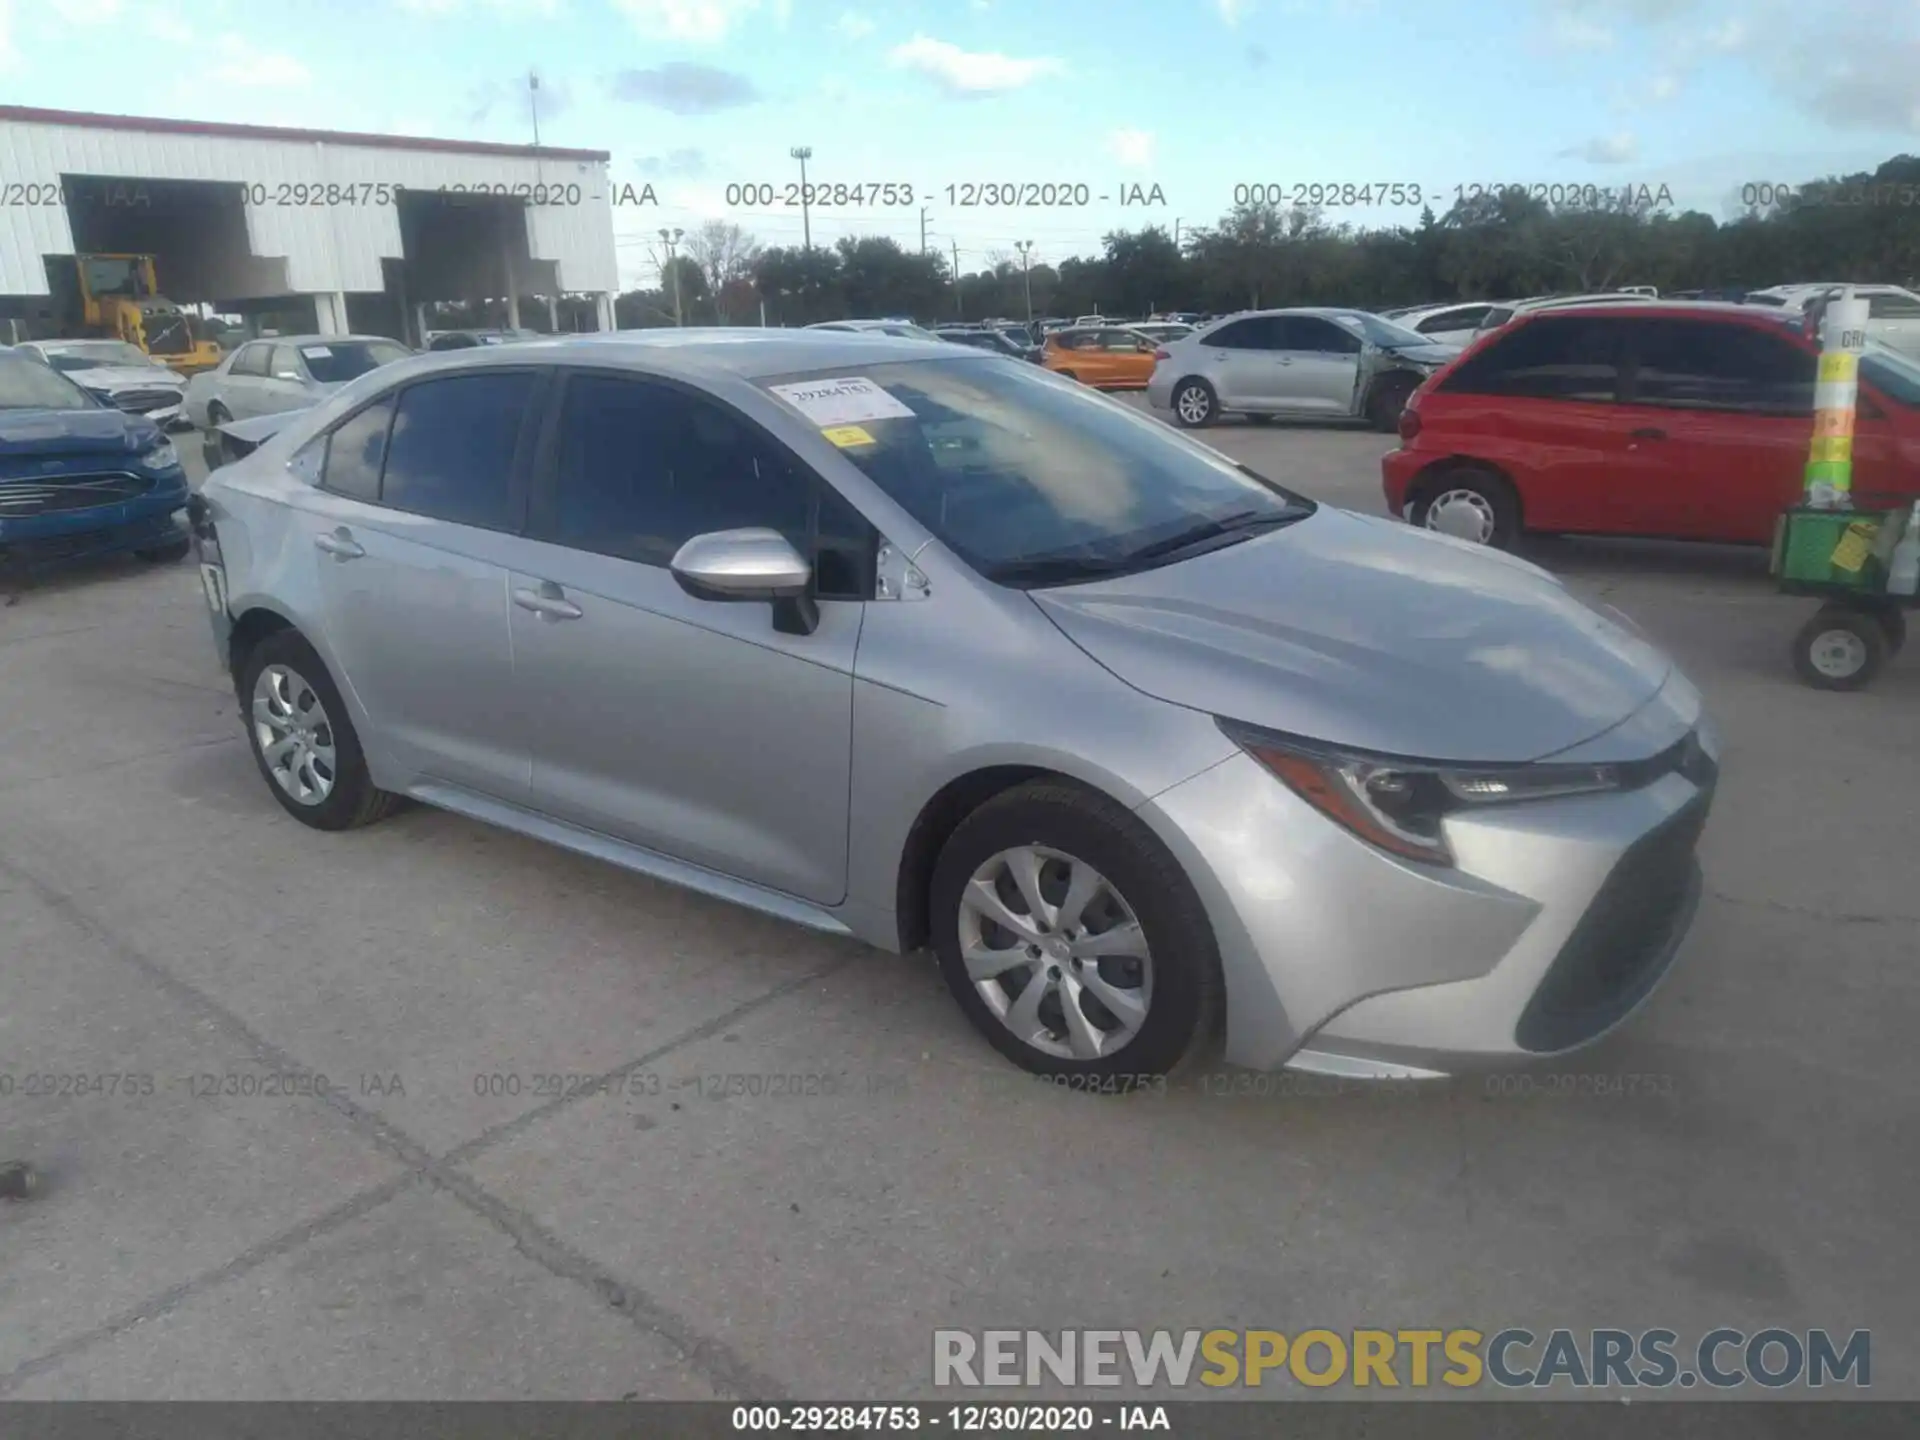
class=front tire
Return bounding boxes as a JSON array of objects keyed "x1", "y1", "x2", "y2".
[
  {"x1": 1170, "y1": 378, "x2": 1218, "y2": 428},
  {"x1": 1408, "y1": 465, "x2": 1521, "y2": 549},
  {"x1": 930, "y1": 782, "x2": 1220, "y2": 1080},
  {"x1": 238, "y1": 630, "x2": 401, "y2": 830}
]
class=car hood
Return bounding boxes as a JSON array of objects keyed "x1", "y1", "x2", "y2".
[
  {"x1": 1383, "y1": 342, "x2": 1461, "y2": 365},
  {"x1": 1030, "y1": 509, "x2": 1674, "y2": 763},
  {"x1": 68, "y1": 366, "x2": 186, "y2": 392},
  {"x1": 0, "y1": 407, "x2": 159, "y2": 459}
]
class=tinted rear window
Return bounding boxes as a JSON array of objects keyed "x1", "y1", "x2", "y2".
[
  {"x1": 1626, "y1": 320, "x2": 1814, "y2": 413},
  {"x1": 300, "y1": 341, "x2": 411, "y2": 384},
  {"x1": 380, "y1": 372, "x2": 536, "y2": 529},
  {"x1": 1441, "y1": 316, "x2": 1622, "y2": 401}
]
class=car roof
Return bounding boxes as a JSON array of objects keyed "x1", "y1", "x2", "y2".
[
  {"x1": 397, "y1": 326, "x2": 968, "y2": 380},
  {"x1": 241, "y1": 334, "x2": 402, "y2": 347},
  {"x1": 1511, "y1": 299, "x2": 1804, "y2": 325}
]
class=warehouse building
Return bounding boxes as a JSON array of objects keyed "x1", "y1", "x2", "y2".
[{"x1": 0, "y1": 105, "x2": 619, "y2": 346}]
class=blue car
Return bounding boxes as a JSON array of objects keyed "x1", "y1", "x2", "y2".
[{"x1": 0, "y1": 347, "x2": 191, "y2": 571}]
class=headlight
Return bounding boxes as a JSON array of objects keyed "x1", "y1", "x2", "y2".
[
  {"x1": 138, "y1": 439, "x2": 180, "y2": 470},
  {"x1": 1221, "y1": 722, "x2": 1625, "y2": 865}
]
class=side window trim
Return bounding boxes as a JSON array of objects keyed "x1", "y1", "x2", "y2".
[
  {"x1": 315, "y1": 393, "x2": 398, "y2": 502},
  {"x1": 528, "y1": 364, "x2": 878, "y2": 599}
]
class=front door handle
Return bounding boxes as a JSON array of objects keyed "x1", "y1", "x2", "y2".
[
  {"x1": 512, "y1": 583, "x2": 584, "y2": 621},
  {"x1": 1630, "y1": 427, "x2": 1667, "y2": 440},
  {"x1": 313, "y1": 528, "x2": 364, "y2": 560}
]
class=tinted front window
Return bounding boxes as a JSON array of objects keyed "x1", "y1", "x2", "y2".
[
  {"x1": 381, "y1": 372, "x2": 535, "y2": 529},
  {"x1": 549, "y1": 373, "x2": 812, "y2": 568},
  {"x1": 267, "y1": 346, "x2": 304, "y2": 379},
  {"x1": 758, "y1": 359, "x2": 1312, "y2": 587},
  {"x1": 1627, "y1": 321, "x2": 1814, "y2": 413},
  {"x1": 1443, "y1": 316, "x2": 1622, "y2": 401},
  {"x1": 0, "y1": 357, "x2": 96, "y2": 410},
  {"x1": 322, "y1": 397, "x2": 395, "y2": 502},
  {"x1": 300, "y1": 341, "x2": 410, "y2": 384}
]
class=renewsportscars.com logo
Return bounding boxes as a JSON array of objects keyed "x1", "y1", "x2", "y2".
[{"x1": 933, "y1": 1328, "x2": 1870, "y2": 1391}]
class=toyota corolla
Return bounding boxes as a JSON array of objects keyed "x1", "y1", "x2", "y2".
[{"x1": 189, "y1": 332, "x2": 1717, "y2": 1081}]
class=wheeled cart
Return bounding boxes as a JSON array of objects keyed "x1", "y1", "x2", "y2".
[{"x1": 1774, "y1": 502, "x2": 1919, "y2": 690}]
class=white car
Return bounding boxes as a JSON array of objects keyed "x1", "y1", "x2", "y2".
[
  {"x1": 1471, "y1": 293, "x2": 1658, "y2": 336},
  {"x1": 182, "y1": 334, "x2": 413, "y2": 428},
  {"x1": 1386, "y1": 302, "x2": 1507, "y2": 347},
  {"x1": 13, "y1": 339, "x2": 190, "y2": 428},
  {"x1": 1746, "y1": 284, "x2": 1920, "y2": 358}
]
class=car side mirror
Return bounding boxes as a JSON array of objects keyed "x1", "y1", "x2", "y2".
[{"x1": 670, "y1": 527, "x2": 819, "y2": 635}]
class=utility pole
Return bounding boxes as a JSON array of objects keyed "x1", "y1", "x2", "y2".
[
  {"x1": 951, "y1": 239, "x2": 963, "y2": 317},
  {"x1": 659, "y1": 227, "x2": 684, "y2": 326},
  {"x1": 919, "y1": 207, "x2": 930, "y2": 255},
  {"x1": 1014, "y1": 240, "x2": 1034, "y2": 326},
  {"x1": 790, "y1": 146, "x2": 813, "y2": 250},
  {"x1": 1173, "y1": 217, "x2": 1181, "y2": 249}
]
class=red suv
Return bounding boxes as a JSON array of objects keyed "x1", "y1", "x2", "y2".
[{"x1": 1382, "y1": 302, "x2": 1920, "y2": 549}]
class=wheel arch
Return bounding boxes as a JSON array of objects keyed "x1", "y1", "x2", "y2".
[{"x1": 1405, "y1": 456, "x2": 1526, "y2": 529}]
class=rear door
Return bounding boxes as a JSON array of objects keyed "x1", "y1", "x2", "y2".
[
  {"x1": 292, "y1": 369, "x2": 542, "y2": 800},
  {"x1": 512, "y1": 369, "x2": 867, "y2": 905},
  {"x1": 1198, "y1": 316, "x2": 1285, "y2": 409},
  {"x1": 1272, "y1": 316, "x2": 1365, "y2": 414},
  {"x1": 1613, "y1": 318, "x2": 1816, "y2": 542},
  {"x1": 1096, "y1": 328, "x2": 1155, "y2": 388}
]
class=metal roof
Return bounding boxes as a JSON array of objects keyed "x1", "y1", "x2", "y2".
[{"x1": 0, "y1": 105, "x2": 608, "y2": 161}]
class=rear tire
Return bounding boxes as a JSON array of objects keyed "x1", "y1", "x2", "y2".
[
  {"x1": 1170, "y1": 378, "x2": 1217, "y2": 429},
  {"x1": 1408, "y1": 465, "x2": 1521, "y2": 550},
  {"x1": 237, "y1": 630, "x2": 401, "y2": 830},
  {"x1": 929, "y1": 782, "x2": 1220, "y2": 1081}
]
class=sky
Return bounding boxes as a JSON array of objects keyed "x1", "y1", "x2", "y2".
[{"x1": 2, "y1": 0, "x2": 1918, "y2": 291}]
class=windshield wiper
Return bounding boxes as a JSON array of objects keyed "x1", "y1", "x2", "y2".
[
  {"x1": 990, "y1": 509, "x2": 1304, "y2": 587},
  {"x1": 1124, "y1": 507, "x2": 1303, "y2": 563}
]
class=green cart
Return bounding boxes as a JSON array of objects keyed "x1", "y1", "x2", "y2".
[{"x1": 1773, "y1": 502, "x2": 1917, "y2": 690}]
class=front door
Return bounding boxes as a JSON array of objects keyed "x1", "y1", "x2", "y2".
[
  {"x1": 1272, "y1": 315, "x2": 1365, "y2": 415},
  {"x1": 513, "y1": 368, "x2": 862, "y2": 906}
]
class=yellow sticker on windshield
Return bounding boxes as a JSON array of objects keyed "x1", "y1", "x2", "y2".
[{"x1": 822, "y1": 424, "x2": 876, "y2": 448}]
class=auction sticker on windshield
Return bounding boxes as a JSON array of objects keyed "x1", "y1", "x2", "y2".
[
  {"x1": 769, "y1": 376, "x2": 915, "y2": 427},
  {"x1": 821, "y1": 424, "x2": 876, "y2": 448},
  {"x1": 300, "y1": 346, "x2": 333, "y2": 359}
]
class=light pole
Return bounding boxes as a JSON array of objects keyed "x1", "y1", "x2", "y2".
[
  {"x1": 1014, "y1": 240, "x2": 1034, "y2": 327},
  {"x1": 659, "y1": 227, "x2": 684, "y2": 326},
  {"x1": 790, "y1": 146, "x2": 813, "y2": 251}
]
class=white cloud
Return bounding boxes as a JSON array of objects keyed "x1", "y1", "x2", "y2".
[
  {"x1": 211, "y1": 35, "x2": 311, "y2": 88},
  {"x1": 1549, "y1": 12, "x2": 1616, "y2": 49},
  {"x1": 835, "y1": 9, "x2": 874, "y2": 37},
  {"x1": 401, "y1": 0, "x2": 562, "y2": 11},
  {"x1": 0, "y1": 0, "x2": 14, "y2": 71},
  {"x1": 1647, "y1": 71, "x2": 1681, "y2": 100},
  {"x1": 1108, "y1": 128, "x2": 1155, "y2": 167},
  {"x1": 613, "y1": 0, "x2": 766, "y2": 41},
  {"x1": 49, "y1": 0, "x2": 122, "y2": 20},
  {"x1": 1701, "y1": 17, "x2": 1748, "y2": 51},
  {"x1": 888, "y1": 35, "x2": 1062, "y2": 94},
  {"x1": 1217, "y1": 0, "x2": 1253, "y2": 23},
  {"x1": 1559, "y1": 131, "x2": 1641, "y2": 163}
]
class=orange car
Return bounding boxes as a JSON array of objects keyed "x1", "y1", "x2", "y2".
[{"x1": 1042, "y1": 326, "x2": 1159, "y2": 389}]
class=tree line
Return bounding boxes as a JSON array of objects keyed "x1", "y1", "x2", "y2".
[{"x1": 428, "y1": 153, "x2": 1920, "y2": 333}]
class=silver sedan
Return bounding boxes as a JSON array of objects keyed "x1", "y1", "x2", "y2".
[
  {"x1": 189, "y1": 332, "x2": 1716, "y2": 1080},
  {"x1": 182, "y1": 334, "x2": 412, "y2": 428}
]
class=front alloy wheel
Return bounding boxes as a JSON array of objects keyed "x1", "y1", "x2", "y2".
[{"x1": 958, "y1": 845, "x2": 1152, "y2": 1062}]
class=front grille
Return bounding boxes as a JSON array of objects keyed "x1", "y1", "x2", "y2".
[
  {"x1": 108, "y1": 389, "x2": 180, "y2": 413},
  {"x1": 1514, "y1": 789, "x2": 1712, "y2": 1053},
  {"x1": 0, "y1": 472, "x2": 153, "y2": 517}
]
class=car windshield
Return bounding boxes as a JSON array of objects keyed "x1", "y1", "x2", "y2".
[
  {"x1": 758, "y1": 360, "x2": 1314, "y2": 587},
  {"x1": 1863, "y1": 345, "x2": 1920, "y2": 407},
  {"x1": 297, "y1": 340, "x2": 411, "y2": 384},
  {"x1": 0, "y1": 356, "x2": 98, "y2": 410},
  {"x1": 42, "y1": 342, "x2": 154, "y2": 372},
  {"x1": 1327, "y1": 312, "x2": 1433, "y2": 348}
]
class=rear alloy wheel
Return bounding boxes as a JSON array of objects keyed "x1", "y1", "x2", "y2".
[
  {"x1": 931, "y1": 783, "x2": 1219, "y2": 1080},
  {"x1": 1410, "y1": 467, "x2": 1520, "y2": 549},
  {"x1": 1793, "y1": 606, "x2": 1888, "y2": 691},
  {"x1": 239, "y1": 631, "x2": 400, "y2": 830},
  {"x1": 1171, "y1": 378, "x2": 1217, "y2": 428}
]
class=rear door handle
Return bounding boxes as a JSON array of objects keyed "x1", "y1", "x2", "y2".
[
  {"x1": 512, "y1": 584, "x2": 584, "y2": 621},
  {"x1": 313, "y1": 528, "x2": 364, "y2": 560},
  {"x1": 1630, "y1": 427, "x2": 1667, "y2": 440}
]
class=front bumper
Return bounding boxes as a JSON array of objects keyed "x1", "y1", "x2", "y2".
[{"x1": 1139, "y1": 699, "x2": 1717, "y2": 1075}]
